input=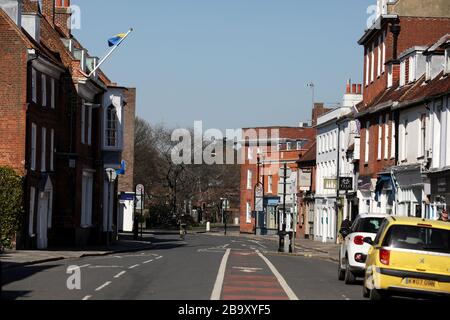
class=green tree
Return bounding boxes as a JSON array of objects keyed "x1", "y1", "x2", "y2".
[{"x1": 0, "y1": 167, "x2": 24, "y2": 250}]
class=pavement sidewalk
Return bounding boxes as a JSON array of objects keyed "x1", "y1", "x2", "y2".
[{"x1": 0, "y1": 238, "x2": 153, "y2": 270}]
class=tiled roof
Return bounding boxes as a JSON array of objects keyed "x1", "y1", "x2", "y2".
[{"x1": 298, "y1": 141, "x2": 316, "y2": 164}]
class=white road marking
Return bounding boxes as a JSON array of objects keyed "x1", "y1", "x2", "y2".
[
  {"x1": 129, "y1": 264, "x2": 140, "y2": 269},
  {"x1": 95, "y1": 281, "x2": 112, "y2": 292},
  {"x1": 211, "y1": 248, "x2": 231, "y2": 300},
  {"x1": 143, "y1": 259, "x2": 154, "y2": 264},
  {"x1": 67, "y1": 264, "x2": 91, "y2": 272},
  {"x1": 89, "y1": 265, "x2": 122, "y2": 269},
  {"x1": 256, "y1": 250, "x2": 299, "y2": 301},
  {"x1": 82, "y1": 295, "x2": 92, "y2": 300},
  {"x1": 233, "y1": 267, "x2": 262, "y2": 273},
  {"x1": 155, "y1": 256, "x2": 162, "y2": 260},
  {"x1": 114, "y1": 271, "x2": 127, "y2": 279}
]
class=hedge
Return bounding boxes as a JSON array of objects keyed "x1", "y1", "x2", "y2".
[{"x1": 0, "y1": 167, "x2": 24, "y2": 250}]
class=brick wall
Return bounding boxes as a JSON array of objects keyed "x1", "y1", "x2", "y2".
[
  {"x1": 0, "y1": 12, "x2": 28, "y2": 175},
  {"x1": 118, "y1": 87, "x2": 136, "y2": 193}
]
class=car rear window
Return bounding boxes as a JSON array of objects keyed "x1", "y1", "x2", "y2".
[
  {"x1": 355, "y1": 218, "x2": 384, "y2": 233},
  {"x1": 383, "y1": 225, "x2": 450, "y2": 254}
]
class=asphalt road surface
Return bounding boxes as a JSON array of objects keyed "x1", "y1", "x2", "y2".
[{"x1": 1, "y1": 232, "x2": 364, "y2": 300}]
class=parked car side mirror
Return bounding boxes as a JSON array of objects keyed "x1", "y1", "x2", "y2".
[{"x1": 363, "y1": 237, "x2": 373, "y2": 245}]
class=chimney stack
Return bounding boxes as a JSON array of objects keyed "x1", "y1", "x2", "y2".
[
  {"x1": 346, "y1": 79, "x2": 351, "y2": 94},
  {"x1": 40, "y1": 0, "x2": 55, "y2": 27},
  {"x1": 55, "y1": 0, "x2": 71, "y2": 38}
]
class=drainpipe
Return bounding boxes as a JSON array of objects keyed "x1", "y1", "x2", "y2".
[{"x1": 335, "y1": 120, "x2": 341, "y2": 244}]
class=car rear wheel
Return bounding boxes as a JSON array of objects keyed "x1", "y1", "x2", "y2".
[
  {"x1": 338, "y1": 254, "x2": 345, "y2": 281},
  {"x1": 344, "y1": 259, "x2": 356, "y2": 285},
  {"x1": 362, "y1": 282, "x2": 370, "y2": 298},
  {"x1": 369, "y1": 289, "x2": 388, "y2": 301}
]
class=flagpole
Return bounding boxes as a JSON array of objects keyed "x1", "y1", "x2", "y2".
[{"x1": 88, "y1": 28, "x2": 134, "y2": 78}]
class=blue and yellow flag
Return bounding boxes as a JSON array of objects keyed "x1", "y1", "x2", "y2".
[{"x1": 108, "y1": 33, "x2": 127, "y2": 47}]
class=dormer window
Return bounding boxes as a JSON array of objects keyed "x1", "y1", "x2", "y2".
[
  {"x1": 106, "y1": 105, "x2": 118, "y2": 147},
  {"x1": 387, "y1": 64, "x2": 393, "y2": 88}
]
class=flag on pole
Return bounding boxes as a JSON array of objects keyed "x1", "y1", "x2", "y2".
[{"x1": 108, "y1": 33, "x2": 127, "y2": 47}]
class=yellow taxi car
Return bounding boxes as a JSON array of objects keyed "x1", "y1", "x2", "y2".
[{"x1": 363, "y1": 216, "x2": 450, "y2": 300}]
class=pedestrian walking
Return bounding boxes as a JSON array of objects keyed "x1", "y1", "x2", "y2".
[{"x1": 439, "y1": 209, "x2": 449, "y2": 222}]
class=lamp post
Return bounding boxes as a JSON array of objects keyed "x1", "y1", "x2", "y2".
[{"x1": 105, "y1": 168, "x2": 118, "y2": 249}]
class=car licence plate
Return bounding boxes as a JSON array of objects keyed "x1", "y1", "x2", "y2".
[{"x1": 404, "y1": 278, "x2": 437, "y2": 288}]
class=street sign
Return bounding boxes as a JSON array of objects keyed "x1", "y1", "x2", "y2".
[
  {"x1": 135, "y1": 184, "x2": 145, "y2": 209},
  {"x1": 339, "y1": 177, "x2": 354, "y2": 191},
  {"x1": 255, "y1": 197, "x2": 264, "y2": 212},
  {"x1": 136, "y1": 184, "x2": 144, "y2": 195},
  {"x1": 255, "y1": 183, "x2": 264, "y2": 212}
]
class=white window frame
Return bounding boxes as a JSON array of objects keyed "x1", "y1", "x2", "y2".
[
  {"x1": 248, "y1": 147, "x2": 253, "y2": 160},
  {"x1": 268, "y1": 175, "x2": 273, "y2": 193},
  {"x1": 246, "y1": 202, "x2": 252, "y2": 224},
  {"x1": 382, "y1": 31, "x2": 386, "y2": 73},
  {"x1": 402, "y1": 119, "x2": 408, "y2": 162},
  {"x1": 365, "y1": 121, "x2": 370, "y2": 163},
  {"x1": 247, "y1": 169, "x2": 253, "y2": 190},
  {"x1": 409, "y1": 55, "x2": 416, "y2": 83},
  {"x1": 81, "y1": 171, "x2": 93, "y2": 227},
  {"x1": 391, "y1": 118, "x2": 396, "y2": 159},
  {"x1": 377, "y1": 35, "x2": 382, "y2": 77},
  {"x1": 378, "y1": 116, "x2": 383, "y2": 160},
  {"x1": 445, "y1": 48, "x2": 450, "y2": 75},
  {"x1": 31, "y1": 123, "x2": 37, "y2": 171},
  {"x1": 81, "y1": 100, "x2": 86, "y2": 144},
  {"x1": 51, "y1": 78, "x2": 55, "y2": 109},
  {"x1": 31, "y1": 68, "x2": 37, "y2": 103},
  {"x1": 400, "y1": 60, "x2": 406, "y2": 86},
  {"x1": 41, "y1": 74, "x2": 47, "y2": 107},
  {"x1": 384, "y1": 114, "x2": 389, "y2": 160},
  {"x1": 50, "y1": 129, "x2": 54, "y2": 171},
  {"x1": 425, "y1": 56, "x2": 431, "y2": 81},
  {"x1": 387, "y1": 64, "x2": 393, "y2": 88},
  {"x1": 371, "y1": 42, "x2": 375, "y2": 83},
  {"x1": 41, "y1": 127, "x2": 46, "y2": 172},
  {"x1": 297, "y1": 141, "x2": 302, "y2": 150},
  {"x1": 286, "y1": 142, "x2": 292, "y2": 151},
  {"x1": 87, "y1": 105, "x2": 92, "y2": 146},
  {"x1": 29, "y1": 186, "x2": 36, "y2": 236},
  {"x1": 419, "y1": 114, "x2": 426, "y2": 159},
  {"x1": 366, "y1": 51, "x2": 370, "y2": 86}
]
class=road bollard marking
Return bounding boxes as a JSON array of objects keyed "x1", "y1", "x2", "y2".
[
  {"x1": 129, "y1": 264, "x2": 140, "y2": 269},
  {"x1": 95, "y1": 281, "x2": 111, "y2": 292},
  {"x1": 211, "y1": 248, "x2": 231, "y2": 300},
  {"x1": 114, "y1": 271, "x2": 127, "y2": 279},
  {"x1": 255, "y1": 250, "x2": 299, "y2": 301},
  {"x1": 82, "y1": 295, "x2": 92, "y2": 300}
]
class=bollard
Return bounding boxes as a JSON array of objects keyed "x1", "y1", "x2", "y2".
[{"x1": 206, "y1": 222, "x2": 211, "y2": 232}]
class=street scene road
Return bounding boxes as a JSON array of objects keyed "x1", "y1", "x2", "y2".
[{"x1": 1, "y1": 232, "x2": 362, "y2": 301}]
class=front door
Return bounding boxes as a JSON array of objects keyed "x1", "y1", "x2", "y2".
[{"x1": 37, "y1": 192, "x2": 49, "y2": 249}]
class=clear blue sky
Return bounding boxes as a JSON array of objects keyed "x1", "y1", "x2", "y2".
[{"x1": 73, "y1": 0, "x2": 373, "y2": 130}]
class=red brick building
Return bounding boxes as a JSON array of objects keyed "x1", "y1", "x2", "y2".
[
  {"x1": 0, "y1": 0, "x2": 136, "y2": 248},
  {"x1": 356, "y1": 0, "x2": 450, "y2": 215}
]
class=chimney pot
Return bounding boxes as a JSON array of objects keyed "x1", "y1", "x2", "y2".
[
  {"x1": 352, "y1": 84, "x2": 357, "y2": 94},
  {"x1": 357, "y1": 84, "x2": 362, "y2": 94}
]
